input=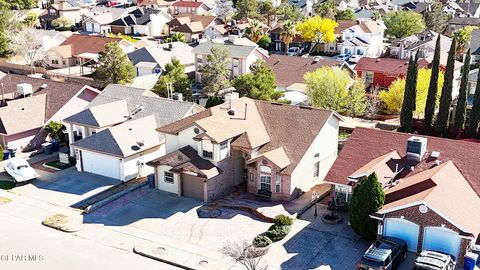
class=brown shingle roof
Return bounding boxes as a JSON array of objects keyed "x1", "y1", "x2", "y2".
[
  {"x1": 0, "y1": 74, "x2": 89, "y2": 121},
  {"x1": 266, "y1": 55, "x2": 344, "y2": 88},
  {"x1": 335, "y1": 20, "x2": 357, "y2": 35},
  {"x1": 168, "y1": 14, "x2": 215, "y2": 29},
  {"x1": 325, "y1": 127, "x2": 480, "y2": 196},
  {"x1": 172, "y1": 1, "x2": 203, "y2": 7},
  {"x1": 57, "y1": 34, "x2": 122, "y2": 57},
  {"x1": 157, "y1": 109, "x2": 212, "y2": 134}
]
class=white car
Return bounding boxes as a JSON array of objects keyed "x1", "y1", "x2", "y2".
[
  {"x1": 349, "y1": 55, "x2": 363, "y2": 63},
  {"x1": 287, "y1": 47, "x2": 302, "y2": 56},
  {"x1": 4, "y1": 158, "x2": 39, "y2": 182}
]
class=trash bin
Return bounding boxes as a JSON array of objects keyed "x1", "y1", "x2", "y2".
[
  {"x1": 41, "y1": 142, "x2": 52, "y2": 155},
  {"x1": 50, "y1": 140, "x2": 59, "y2": 152},
  {"x1": 464, "y1": 252, "x2": 479, "y2": 270},
  {"x1": 471, "y1": 244, "x2": 480, "y2": 257},
  {"x1": 2, "y1": 151, "x2": 9, "y2": 160},
  {"x1": 8, "y1": 147, "x2": 17, "y2": 158}
]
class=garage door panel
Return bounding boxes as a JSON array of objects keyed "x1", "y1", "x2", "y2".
[
  {"x1": 81, "y1": 150, "x2": 120, "y2": 179},
  {"x1": 86, "y1": 22, "x2": 93, "y2": 32},
  {"x1": 182, "y1": 174, "x2": 204, "y2": 201},
  {"x1": 423, "y1": 227, "x2": 460, "y2": 259},
  {"x1": 384, "y1": 218, "x2": 420, "y2": 252}
]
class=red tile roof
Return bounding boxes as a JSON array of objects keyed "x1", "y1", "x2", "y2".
[
  {"x1": 354, "y1": 57, "x2": 429, "y2": 77},
  {"x1": 172, "y1": 1, "x2": 203, "y2": 7},
  {"x1": 325, "y1": 127, "x2": 480, "y2": 196},
  {"x1": 265, "y1": 55, "x2": 344, "y2": 88}
]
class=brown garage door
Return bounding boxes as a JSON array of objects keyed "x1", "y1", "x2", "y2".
[{"x1": 181, "y1": 174, "x2": 205, "y2": 201}]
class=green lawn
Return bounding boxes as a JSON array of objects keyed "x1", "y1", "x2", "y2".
[
  {"x1": 45, "y1": 158, "x2": 76, "y2": 170},
  {"x1": 0, "y1": 181, "x2": 15, "y2": 190}
]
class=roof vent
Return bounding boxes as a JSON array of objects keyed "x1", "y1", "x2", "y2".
[
  {"x1": 17, "y1": 83, "x2": 33, "y2": 96},
  {"x1": 406, "y1": 136, "x2": 427, "y2": 162},
  {"x1": 172, "y1": 92, "x2": 183, "y2": 101},
  {"x1": 40, "y1": 84, "x2": 48, "y2": 89},
  {"x1": 227, "y1": 109, "x2": 236, "y2": 115},
  {"x1": 430, "y1": 151, "x2": 440, "y2": 159}
]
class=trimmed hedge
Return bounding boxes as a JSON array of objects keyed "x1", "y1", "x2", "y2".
[
  {"x1": 266, "y1": 224, "x2": 292, "y2": 242},
  {"x1": 273, "y1": 214, "x2": 293, "y2": 226},
  {"x1": 252, "y1": 235, "x2": 272, "y2": 248}
]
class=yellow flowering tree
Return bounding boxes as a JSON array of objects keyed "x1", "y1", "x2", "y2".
[
  {"x1": 379, "y1": 68, "x2": 444, "y2": 115},
  {"x1": 296, "y1": 16, "x2": 337, "y2": 44}
]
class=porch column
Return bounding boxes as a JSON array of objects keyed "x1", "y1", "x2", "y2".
[
  {"x1": 67, "y1": 123, "x2": 75, "y2": 156},
  {"x1": 81, "y1": 126, "x2": 87, "y2": 139}
]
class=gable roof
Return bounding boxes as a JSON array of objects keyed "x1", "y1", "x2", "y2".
[
  {"x1": 158, "y1": 97, "x2": 338, "y2": 174},
  {"x1": 192, "y1": 39, "x2": 258, "y2": 58},
  {"x1": 110, "y1": 7, "x2": 169, "y2": 26},
  {"x1": 265, "y1": 54, "x2": 344, "y2": 88},
  {"x1": 354, "y1": 57, "x2": 429, "y2": 77},
  {"x1": 72, "y1": 115, "x2": 160, "y2": 157},
  {"x1": 63, "y1": 99, "x2": 130, "y2": 128},
  {"x1": 0, "y1": 74, "x2": 93, "y2": 130},
  {"x1": 470, "y1": 28, "x2": 480, "y2": 56},
  {"x1": 65, "y1": 84, "x2": 199, "y2": 128},
  {"x1": 147, "y1": 145, "x2": 221, "y2": 178},
  {"x1": 138, "y1": 0, "x2": 174, "y2": 6},
  {"x1": 325, "y1": 127, "x2": 480, "y2": 197},
  {"x1": 84, "y1": 6, "x2": 131, "y2": 25},
  {"x1": 128, "y1": 42, "x2": 195, "y2": 68},
  {"x1": 172, "y1": 1, "x2": 204, "y2": 7},
  {"x1": 168, "y1": 14, "x2": 216, "y2": 33},
  {"x1": 0, "y1": 94, "x2": 46, "y2": 135},
  {"x1": 335, "y1": 20, "x2": 357, "y2": 35},
  {"x1": 448, "y1": 16, "x2": 480, "y2": 26},
  {"x1": 56, "y1": 34, "x2": 121, "y2": 57},
  {"x1": 379, "y1": 161, "x2": 480, "y2": 237}
]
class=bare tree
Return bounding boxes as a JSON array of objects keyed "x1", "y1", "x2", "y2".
[
  {"x1": 215, "y1": 0, "x2": 233, "y2": 23},
  {"x1": 365, "y1": 86, "x2": 383, "y2": 117},
  {"x1": 9, "y1": 28, "x2": 49, "y2": 66},
  {"x1": 221, "y1": 240, "x2": 268, "y2": 270}
]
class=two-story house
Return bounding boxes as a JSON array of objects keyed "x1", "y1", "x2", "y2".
[
  {"x1": 39, "y1": 0, "x2": 83, "y2": 28},
  {"x1": 167, "y1": 14, "x2": 217, "y2": 42},
  {"x1": 389, "y1": 30, "x2": 451, "y2": 60},
  {"x1": 63, "y1": 84, "x2": 203, "y2": 182},
  {"x1": 109, "y1": 7, "x2": 171, "y2": 37},
  {"x1": 192, "y1": 36, "x2": 268, "y2": 84},
  {"x1": 338, "y1": 20, "x2": 386, "y2": 57},
  {"x1": 137, "y1": 0, "x2": 174, "y2": 13},
  {"x1": 172, "y1": 0, "x2": 210, "y2": 15},
  {"x1": 82, "y1": 6, "x2": 132, "y2": 35},
  {"x1": 147, "y1": 96, "x2": 342, "y2": 202},
  {"x1": 469, "y1": 29, "x2": 480, "y2": 65}
]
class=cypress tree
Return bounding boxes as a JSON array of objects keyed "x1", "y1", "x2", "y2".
[
  {"x1": 453, "y1": 49, "x2": 471, "y2": 136},
  {"x1": 399, "y1": 53, "x2": 419, "y2": 133},
  {"x1": 424, "y1": 35, "x2": 441, "y2": 133},
  {"x1": 467, "y1": 69, "x2": 480, "y2": 137},
  {"x1": 436, "y1": 37, "x2": 456, "y2": 137}
]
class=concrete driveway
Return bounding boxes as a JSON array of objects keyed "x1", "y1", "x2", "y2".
[{"x1": 10, "y1": 167, "x2": 119, "y2": 207}]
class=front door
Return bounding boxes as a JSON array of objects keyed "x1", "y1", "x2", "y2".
[{"x1": 259, "y1": 175, "x2": 271, "y2": 192}]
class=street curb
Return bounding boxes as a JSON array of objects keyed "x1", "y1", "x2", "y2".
[{"x1": 133, "y1": 246, "x2": 195, "y2": 270}]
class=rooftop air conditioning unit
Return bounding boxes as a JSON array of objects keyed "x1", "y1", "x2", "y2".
[
  {"x1": 172, "y1": 92, "x2": 183, "y2": 101},
  {"x1": 17, "y1": 83, "x2": 33, "y2": 96},
  {"x1": 406, "y1": 136, "x2": 427, "y2": 162}
]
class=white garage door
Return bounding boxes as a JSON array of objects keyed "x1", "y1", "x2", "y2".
[
  {"x1": 423, "y1": 227, "x2": 461, "y2": 259},
  {"x1": 93, "y1": 23, "x2": 100, "y2": 33},
  {"x1": 384, "y1": 218, "x2": 420, "y2": 252},
  {"x1": 81, "y1": 150, "x2": 121, "y2": 180},
  {"x1": 85, "y1": 22, "x2": 93, "y2": 32}
]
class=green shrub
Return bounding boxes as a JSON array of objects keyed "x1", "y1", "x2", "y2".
[
  {"x1": 252, "y1": 235, "x2": 272, "y2": 248},
  {"x1": 273, "y1": 214, "x2": 293, "y2": 226},
  {"x1": 266, "y1": 225, "x2": 291, "y2": 241}
]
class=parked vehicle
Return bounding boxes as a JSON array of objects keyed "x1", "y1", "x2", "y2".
[
  {"x1": 349, "y1": 55, "x2": 363, "y2": 63},
  {"x1": 414, "y1": 250, "x2": 455, "y2": 270},
  {"x1": 4, "y1": 158, "x2": 39, "y2": 183},
  {"x1": 358, "y1": 237, "x2": 407, "y2": 270},
  {"x1": 336, "y1": 52, "x2": 352, "y2": 61},
  {"x1": 287, "y1": 47, "x2": 302, "y2": 56}
]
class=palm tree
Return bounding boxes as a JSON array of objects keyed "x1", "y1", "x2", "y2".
[
  {"x1": 280, "y1": 20, "x2": 296, "y2": 55},
  {"x1": 246, "y1": 19, "x2": 262, "y2": 43}
]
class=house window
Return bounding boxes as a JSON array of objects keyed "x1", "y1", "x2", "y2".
[
  {"x1": 220, "y1": 141, "x2": 228, "y2": 150},
  {"x1": 52, "y1": 59, "x2": 58, "y2": 64},
  {"x1": 313, "y1": 161, "x2": 320, "y2": 178},
  {"x1": 364, "y1": 72, "x2": 374, "y2": 84},
  {"x1": 259, "y1": 165, "x2": 271, "y2": 174},
  {"x1": 275, "y1": 175, "x2": 281, "y2": 192},
  {"x1": 62, "y1": 60, "x2": 66, "y2": 65},
  {"x1": 164, "y1": 171, "x2": 174, "y2": 183},
  {"x1": 202, "y1": 140, "x2": 213, "y2": 159},
  {"x1": 154, "y1": 68, "x2": 161, "y2": 74},
  {"x1": 220, "y1": 141, "x2": 229, "y2": 159},
  {"x1": 49, "y1": 9, "x2": 56, "y2": 16},
  {"x1": 335, "y1": 185, "x2": 352, "y2": 203},
  {"x1": 260, "y1": 175, "x2": 271, "y2": 191}
]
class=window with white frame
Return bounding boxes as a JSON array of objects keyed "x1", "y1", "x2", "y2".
[
  {"x1": 202, "y1": 140, "x2": 213, "y2": 159},
  {"x1": 164, "y1": 171, "x2": 174, "y2": 183},
  {"x1": 313, "y1": 161, "x2": 320, "y2": 178},
  {"x1": 335, "y1": 185, "x2": 352, "y2": 203},
  {"x1": 275, "y1": 175, "x2": 281, "y2": 192},
  {"x1": 259, "y1": 165, "x2": 271, "y2": 174},
  {"x1": 260, "y1": 175, "x2": 271, "y2": 191},
  {"x1": 220, "y1": 141, "x2": 229, "y2": 159},
  {"x1": 364, "y1": 72, "x2": 373, "y2": 84}
]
